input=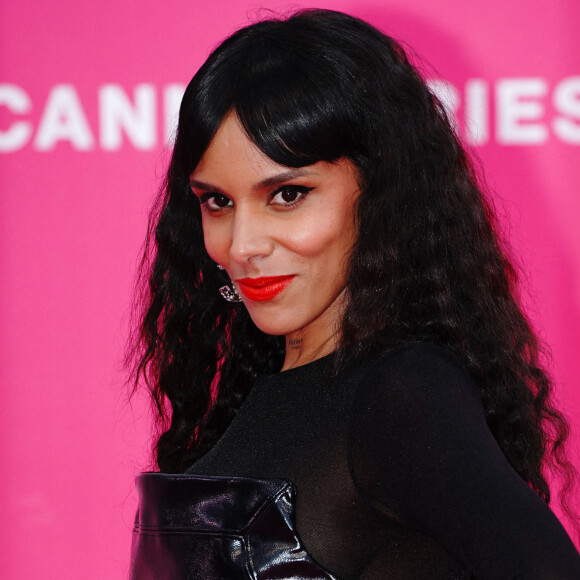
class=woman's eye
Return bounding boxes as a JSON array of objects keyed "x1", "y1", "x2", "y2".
[
  {"x1": 270, "y1": 185, "x2": 313, "y2": 207},
  {"x1": 200, "y1": 193, "x2": 233, "y2": 211}
]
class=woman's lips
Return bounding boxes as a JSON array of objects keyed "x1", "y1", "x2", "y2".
[{"x1": 236, "y1": 275, "x2": 296, "y2": 301}]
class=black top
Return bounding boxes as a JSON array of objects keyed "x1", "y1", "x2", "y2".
[{"x1": 186, "y1": 344, "x2": 580, "y2": 579}]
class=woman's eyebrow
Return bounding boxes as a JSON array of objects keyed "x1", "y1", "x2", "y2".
[
  {"x1": 252, "y1": 168, "x2": 315, "y2": 190},
  {"x1": 189, "y1": 178, "x2": 222, "y2": 192},
  {"x1": 189, "y1": 168, "x2": 316, "y2": 193}
]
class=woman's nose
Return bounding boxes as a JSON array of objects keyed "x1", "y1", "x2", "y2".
[{"x1": 229, "y1": 205, "x2": 274, "y2": 264}]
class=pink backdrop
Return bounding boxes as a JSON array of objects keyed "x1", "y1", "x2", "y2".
[{"x1": 1, "y1": 0, "x2": 579, "y2": 577}]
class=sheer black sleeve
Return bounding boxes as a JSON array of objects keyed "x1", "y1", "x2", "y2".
[{"x1": 349, "y1": 344, "x2": 580, "y2": 579}]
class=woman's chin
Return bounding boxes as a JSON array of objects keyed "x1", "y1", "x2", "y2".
[{"x1": 244, "y1": 308, "x2": 303, "y2": 337}]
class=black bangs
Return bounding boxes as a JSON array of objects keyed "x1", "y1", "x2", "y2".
[
  {"x1": 233, "y1": 32, "x2": 362, "y2": 168},
  {"x1": 173, "y1": 12, "x2": 374, "y2": 176}
]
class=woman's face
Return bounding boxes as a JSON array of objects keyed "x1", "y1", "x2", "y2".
[{"x1": 190, "y1": 112, "x2": 359, "y2": 340}]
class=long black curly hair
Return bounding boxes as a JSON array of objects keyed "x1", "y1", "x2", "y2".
[{"x1": 129, "y1": 8, "x2": 576, "y2": 519}]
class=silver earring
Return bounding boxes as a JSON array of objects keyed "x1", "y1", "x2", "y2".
[{"x1": 217, "y1": 265, "x2": 242, "y2": 303}]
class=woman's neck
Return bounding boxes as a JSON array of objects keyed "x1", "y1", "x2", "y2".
[
  {"x1": 281, "y1": 332, "x2": 337, "y2": 371},
  {"x1": 280, "y1": 290, "x2": 345, "y2": 371}
]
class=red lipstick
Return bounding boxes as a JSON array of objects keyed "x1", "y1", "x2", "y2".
[{"x1": 236, "y1": 275, "x2": 295, "y2": 301}]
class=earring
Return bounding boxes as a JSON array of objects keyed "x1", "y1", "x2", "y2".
[{"x1": 217, "y1": 265, "x2": 242, "y2": 303}]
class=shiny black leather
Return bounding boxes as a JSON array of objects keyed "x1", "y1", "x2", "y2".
[{"x1": 131, "y1": 473, "x2": 337, "y2": 579}]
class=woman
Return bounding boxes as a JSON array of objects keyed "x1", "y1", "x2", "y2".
[{"x1": 129, "y1": 8, "x2": 580, "y2": 579}]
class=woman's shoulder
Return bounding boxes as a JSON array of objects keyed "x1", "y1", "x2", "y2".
[
  {"x1": 348, "y1": 341, "x2": 489, "y2": 487},
  {"x1": 348, "y1": 342, "x2": 580, "y2": 578},
  {"x1": 355, "y1": 342, "x2": 483, "y2": 411}
]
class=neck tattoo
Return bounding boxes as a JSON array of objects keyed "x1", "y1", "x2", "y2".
[{"x1": 288, "y1": 338, "x2": 303, "y2": 350}]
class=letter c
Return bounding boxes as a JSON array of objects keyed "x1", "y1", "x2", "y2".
[{"x1": 0, "y1": 84, "x2": 33, "y2": 152}]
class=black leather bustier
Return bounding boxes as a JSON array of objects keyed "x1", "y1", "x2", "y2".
[{"x1": 130, "y1": 473, "x2": 337, "y2": 579}]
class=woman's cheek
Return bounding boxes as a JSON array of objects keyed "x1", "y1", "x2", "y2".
[
  {"x1": 284, "y1": 216, "x2": 344, "y2": 257},
  {"x1": 202, "y1": 219, "x2": 230, "y2": 265}
]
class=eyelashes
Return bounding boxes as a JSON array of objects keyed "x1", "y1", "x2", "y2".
[
  {"x1": 197, "y1": 185, "x2": 314, "y2": 213},
  {"x1": 270, "y1": 185, "x2": 314, "y2": 207},
  {"x1": 199, "y1": 192, "x2": 231, "y2": 211}
]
